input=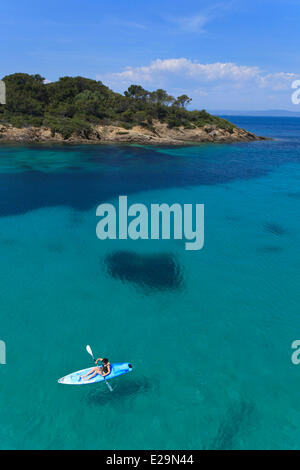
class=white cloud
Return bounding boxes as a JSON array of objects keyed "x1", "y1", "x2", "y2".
[
  {"x1": 257, "y1": 72, "x2": 298, "y2": 90},
  {"x1": 97, "y1": 58, "x2": 300, "y2": 110},
  {"x1": 100, "y1": 58, "x2": 298, "y2": 88},
  {"x1": 100, "y1": 58, "x2": 262, "y2": 84},
  {"x1": 175, "y1": 14, "x2": 209, "y2": 33},
  {"x1": 169, "y1": 2, "x2": 237, "y2": 33}
]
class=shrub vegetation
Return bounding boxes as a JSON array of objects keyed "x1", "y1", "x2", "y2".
[{"x1": 0, "y1": 73, "x2": 236, "y2": 138}]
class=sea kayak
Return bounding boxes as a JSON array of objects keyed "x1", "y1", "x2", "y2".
[{"x1": 58, "y1": 362, "x2": 133, "y2": 385}]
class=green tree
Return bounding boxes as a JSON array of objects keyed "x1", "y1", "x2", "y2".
[
  {"x1": 150, "y1": 89, "x2": 174, "y2": 106},
  {"x1": 124, "y1": 85, "x2": 149, "y2": 101},
  {"x1": 174, "y1": 94, "x2": 192, "y2": 108}
]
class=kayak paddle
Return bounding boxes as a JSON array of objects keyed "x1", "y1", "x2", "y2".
[{"x1": 86, "y1": 345, "x2": 113, "y2": 392}]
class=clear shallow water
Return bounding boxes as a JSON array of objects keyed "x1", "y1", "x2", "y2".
[{"x1": 0, "y1": 117, "x2": 300, "y2": 449}]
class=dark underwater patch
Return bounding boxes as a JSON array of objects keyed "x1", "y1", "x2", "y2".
[
  {"x1": 85, "y1": 376, "x2": 155, "y2": 406},
  {"x1": 210, "y1": 399, "x2": 255, "y2": 450},
  {"x1": 68, "y1": 211, "x2": 84, "y2": 226},
  {"x1": 1, "y1": 237, "x2": 16, "y2": 246},
  {"x1": 257, "y1": 245, "x2": 283, "y2": 253},
  {"x1": 264, "y1": 222, "x2": 287, "y2": 236},
  {"x1": 286, "y1": 192, "x2": 300, "y2": 199},
  {"x1": 0, "y1": 136, "x2": 298, "y2": 218},
  {"x1": 46, "y1": 241, "x2": 65, "y2": 253},
  {"x1": 104, "y1": 250, "x2": 184, "y2": 292}
]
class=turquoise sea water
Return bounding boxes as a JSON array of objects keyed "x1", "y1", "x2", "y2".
[{"x1": 0, "y1": 116, "x2": 300, "y2": 449}]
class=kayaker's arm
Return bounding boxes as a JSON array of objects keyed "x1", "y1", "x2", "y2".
[{"x1": 95, "y1": 357, "x2": 103, "y2": 364}]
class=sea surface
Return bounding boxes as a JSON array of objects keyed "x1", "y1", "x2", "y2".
[{"x1": 0, "y1": 116, "x2": 300, "y2": 449}]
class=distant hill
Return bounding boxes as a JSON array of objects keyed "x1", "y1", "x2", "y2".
[{"x1": 208, "y1": 109, "x2": 300, "y2": 117}]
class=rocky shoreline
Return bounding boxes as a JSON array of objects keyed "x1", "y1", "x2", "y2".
[{"x1": 0, "y1": 121, "x2": 267, "y2": 145}]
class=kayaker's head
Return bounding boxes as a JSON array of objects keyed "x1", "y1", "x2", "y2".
[{"x1": 102, "y1": 358, "x2": 109, "y2": 365}]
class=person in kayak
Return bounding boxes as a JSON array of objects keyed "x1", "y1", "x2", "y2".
[{"x1": 82, "y1": 357, "x2": 111, "y2": 381}]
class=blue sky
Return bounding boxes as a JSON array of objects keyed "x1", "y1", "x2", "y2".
[{"x1": 1, "y1": 0, "x2": 299, "y2": 110}]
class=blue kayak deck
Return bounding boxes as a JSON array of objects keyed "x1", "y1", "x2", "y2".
[{"x1": 58, "y1": 363, "x2": 132, "y2": 385}]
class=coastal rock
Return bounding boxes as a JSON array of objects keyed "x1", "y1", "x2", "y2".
[{"x1": 0, "y1": 121, "x2": 267, "y2": 145}]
